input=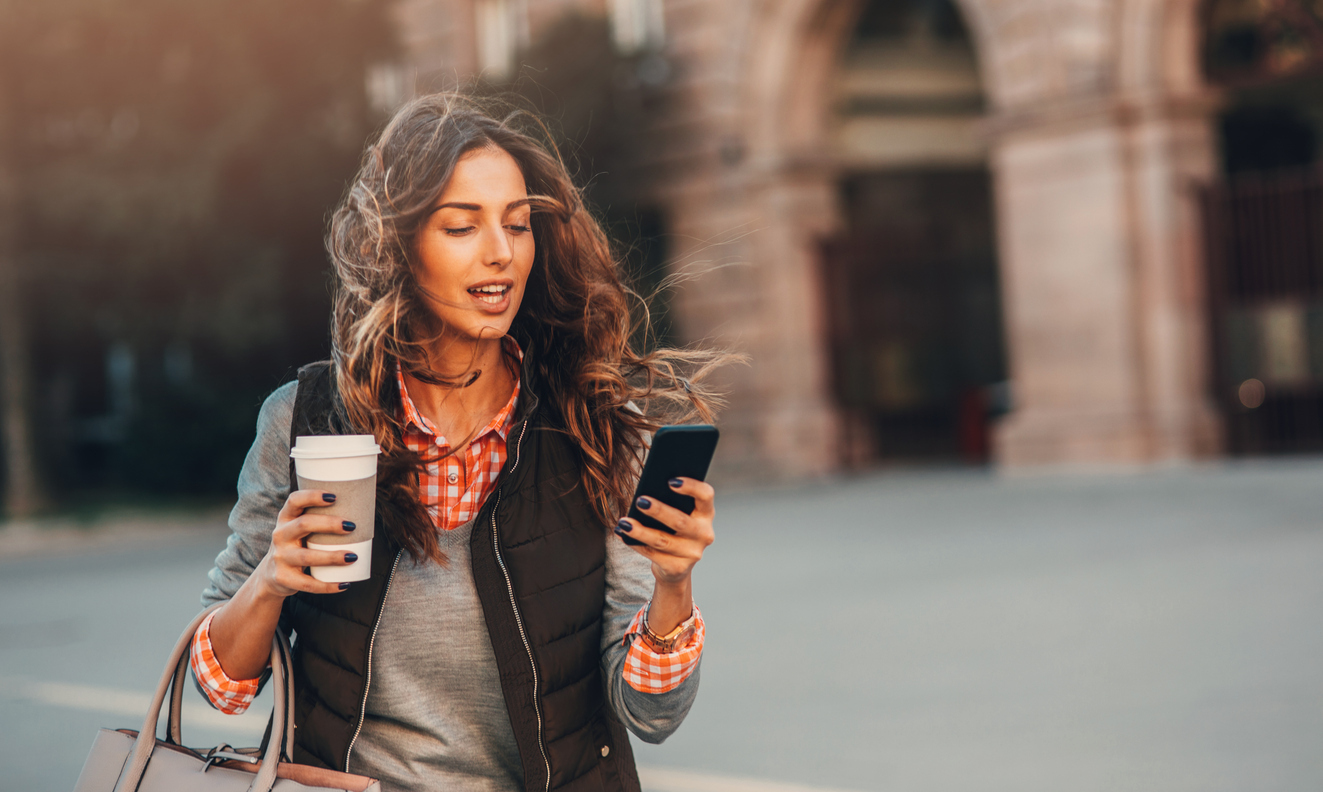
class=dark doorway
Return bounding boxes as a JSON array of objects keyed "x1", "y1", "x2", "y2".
[
  {"x1": 1202, "y1": 167, "x2": 1323, "y2": 453},
  {"x1": 821, "y1": 0, "x2": 1006, "y2": 466},
  {"x1": 823, "y1": 170, "x2": 1005, "y2": 465}
]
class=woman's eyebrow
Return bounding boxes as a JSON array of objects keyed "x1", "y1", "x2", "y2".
[{"x1": 432, "y1": 198, "x2": 532, "y2": 212}]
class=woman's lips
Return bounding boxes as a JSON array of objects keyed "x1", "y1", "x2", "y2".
[{"x1": 468, "y1": 284, "x2": 512, "y2": 311}]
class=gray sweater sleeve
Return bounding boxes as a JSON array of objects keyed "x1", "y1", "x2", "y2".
[
  {"x1": 202, "y1": 381, "x2": 297, "y2": 607},
  {"x1": 599, "y1": 535, "x2": 701, "y2": 744}
]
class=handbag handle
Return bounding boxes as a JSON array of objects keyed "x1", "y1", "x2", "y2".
[
  {"x1": 114, "y1": 603, "x2": 291, "y2": 792},
  {"x1": 162, "y1": 612, "x2": 297, "y2": 762},
  {"x1": 273, "y1": 622, "x2": 296, "y2": 761}
]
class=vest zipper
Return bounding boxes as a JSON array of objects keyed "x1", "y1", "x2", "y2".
[
  {"x1": 344, "y1": 548, "x2": 402, "y2": 772},
  {"x1": 490, "y1": 417, "x2": 551, "y2": 792}
]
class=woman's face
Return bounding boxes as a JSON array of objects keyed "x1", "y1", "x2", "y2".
[{"x1": 413, "y1": 146, "x2": 535, "y2": 343}]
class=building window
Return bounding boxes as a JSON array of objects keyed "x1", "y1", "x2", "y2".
[
  {"x1": 477, "y1": 0, "x2": 529, "y2": 80},
  {"x1": 366, "y1": 61, "x2": 411, "y2": 116},
  {"x1": 1204, "y1": 0, "x2": 1323, "y2": 83},
  {"x1": 610, "y1": 0, "x2": 665, "y2": 54}
]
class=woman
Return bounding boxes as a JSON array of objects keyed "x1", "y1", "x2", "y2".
[{"x1": 191, "y1": 94, "x2": 726, "y2": 792}]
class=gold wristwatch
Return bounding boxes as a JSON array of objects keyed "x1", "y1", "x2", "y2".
[{"x1": 639, "y1": 602, "x2": 697, "y2": 653}]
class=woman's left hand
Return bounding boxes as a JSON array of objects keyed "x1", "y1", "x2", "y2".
[{"x1": 615, "y1": 477, "x2": 715, "y2": 586}]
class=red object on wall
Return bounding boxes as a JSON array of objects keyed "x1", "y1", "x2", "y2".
[{"x1": 958, "y1": 387, "x2": 989, "y2": 463}]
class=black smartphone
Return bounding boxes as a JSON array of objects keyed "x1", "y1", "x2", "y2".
[{"x1": 621, "y1": 424, "x2": 720, "y2": 545}]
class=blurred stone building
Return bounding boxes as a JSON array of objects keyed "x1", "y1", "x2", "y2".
[{"x1": 386, "y1": 0, "x2": 1323, "y2": 477}]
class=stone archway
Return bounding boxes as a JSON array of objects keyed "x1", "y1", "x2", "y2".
[
  {"x1": 718, "y1": 0, "x2": 1006, "y2": 470},
  {"x1": 740, "y1": 0, "x2": 999, "y2": 166},
  {"x1": 641, "y1": 0, "x2": 1229, "y2": 475},
  {"x1": 731, "y1": 0, "x2": 1226, "y2": 469},
  {"x1": 813, "y1": 3, "x2": 1008, "y2": 464}
]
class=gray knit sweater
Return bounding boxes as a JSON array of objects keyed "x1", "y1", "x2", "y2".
[{"x1": 200, "y1": 382, "x2": 700, "y2": 791}]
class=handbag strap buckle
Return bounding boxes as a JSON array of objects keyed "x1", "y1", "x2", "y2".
[{"x1": 201, "y1": 746, "x2": 261, "y2": 772}]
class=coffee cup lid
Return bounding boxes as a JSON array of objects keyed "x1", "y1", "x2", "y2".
[{"x1": 290, "y1": 434, "x2": 381, "y2": 459}]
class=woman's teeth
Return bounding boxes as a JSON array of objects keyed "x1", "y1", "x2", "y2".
[{"x1": 469, "y1": 285, "x2": 509, "y2": 304}]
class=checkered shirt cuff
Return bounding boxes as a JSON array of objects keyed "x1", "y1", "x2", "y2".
[
  {"x1": 189, "y1": 609, "x2": 263, "y2": 715},
  {"x1": 622, "y1": 604, "x2": 705, "y2": 694}
]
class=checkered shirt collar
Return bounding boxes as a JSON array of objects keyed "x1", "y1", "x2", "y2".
[{"x1": 394, "y1": 339, "x2": 523, "y2": 449}]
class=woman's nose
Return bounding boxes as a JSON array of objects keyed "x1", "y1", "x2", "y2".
[{"x1": 480, "y1": 222, "x2": 513, "y2": 267}]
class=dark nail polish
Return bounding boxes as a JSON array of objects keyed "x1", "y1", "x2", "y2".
[
  {"x1": 344, "y1": 552, "x2": 358, "y2": 563},
  {"x1": 616, "y1": 519, "x2": 632, "y2": 533},
  {"x1": 322, "y1": 493, "x2": 337, "y2": 504},
  {"x1": 636, "y1": 496, "x2": 652, "y2": 509},
  {"x1": 338, "y1": 582, "x2": 350, "y2": 591},
  {"x1": 342, "y1": 520, "x2": 356, "y2": 531},
  {"x1": 668, "y1": 478, "x2": 683, "y2": 489}
]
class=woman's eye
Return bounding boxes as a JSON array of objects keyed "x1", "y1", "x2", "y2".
[
  {"x1": 444, "y1": 226, "x2": 475, "y2": 236},
  {"x1": 506, "y1": 224, "x2": 531, "y2": 234}
]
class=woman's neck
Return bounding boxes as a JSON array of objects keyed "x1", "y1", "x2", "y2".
[{"x1": 402, "y1": 335, "x2": 515, "y2": 447}]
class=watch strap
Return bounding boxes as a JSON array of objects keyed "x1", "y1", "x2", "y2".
[{"x1": 640, "y1": 602, "x2": 697, "y2": 654}]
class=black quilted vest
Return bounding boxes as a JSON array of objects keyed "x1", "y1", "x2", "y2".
[{"x1": 281, "y1": 361, "x2": 642, "y2": 792}]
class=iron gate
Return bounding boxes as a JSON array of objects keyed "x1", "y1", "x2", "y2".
[{"x1": 1202, "y1": 166, "x2": 1323, "y2": 453}]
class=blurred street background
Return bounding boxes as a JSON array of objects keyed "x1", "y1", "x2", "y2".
[
  {"x1": 4, "y1": 461, "x2": 1323, "y2": 791},
  {"x1": 4, "y1": 0, "x2": 1323, "y2": 789}
]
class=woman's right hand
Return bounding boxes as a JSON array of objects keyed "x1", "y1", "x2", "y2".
[{"x1": 254, "y1": 489, "x2": 359, "y2": 599}]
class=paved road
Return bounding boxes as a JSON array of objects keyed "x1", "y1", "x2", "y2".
[{"x1": 4, "y1": 460, "x2": 1323, "y2": 791}]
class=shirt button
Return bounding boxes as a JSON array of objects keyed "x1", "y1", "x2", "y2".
[
  {"x1": 447, "y1": 471, "x2": 458, "y2": 484},
  {"x1": 600, "y1": 745, "x2": 610, "y2": 757}
]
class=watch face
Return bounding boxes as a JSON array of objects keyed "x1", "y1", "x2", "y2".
[
  {"x1": 645, "y1": 622, "x2": 695, "y2": 653},
  {"x1": 642, "y1": 606, "x2": 697, "y2": 652}
]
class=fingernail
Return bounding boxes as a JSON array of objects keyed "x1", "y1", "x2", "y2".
[
  {"x1": 636, "y1": 496, "x2": 652, "y2": 509},
  {"x1": 344, "y1": 552, "x2": 358, "y2": 563},
  {"x1": 668, "y1": 478, "x2": 683, "y2": 489},
  {"x1": 616, "y1": 519, "x2": 633, "y2": 533},
  {"x1": 342, "y1": 520, "x2": 356, "y2": 531},
  {"x1": 338, "y1": 582, "x2": 350, "y2": 590},
  {"x1": 323, "y1": 493, "x2": 337, "y2": 503}
]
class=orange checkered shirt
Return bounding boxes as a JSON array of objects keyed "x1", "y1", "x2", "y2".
[
  {"x1": 398, "y1": 354, "x2": 522, "y2": 532},
  {"x1": 191, "y1": 352, "x2": 703, "y2": 713}
]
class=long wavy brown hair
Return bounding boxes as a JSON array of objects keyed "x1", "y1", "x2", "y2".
[{"x1": 325, "y1": 93, "x2": 730, "y2": 564}]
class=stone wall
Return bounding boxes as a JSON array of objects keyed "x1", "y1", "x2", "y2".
[{"x1": 393, "y1": 0, "x2": 1225, "y2": 475}]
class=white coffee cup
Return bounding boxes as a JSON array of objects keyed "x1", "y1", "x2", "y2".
[{"x1": 290, "y1": 434, "x2": 380, "y2": 583}]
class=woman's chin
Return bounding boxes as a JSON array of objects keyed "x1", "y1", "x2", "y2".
[
  {"x1": 453, "y1": 319, "x2": 514, "y2": 344},
  {"x1": 429, "y1": 307, "x2": 516, "y2": 344}
]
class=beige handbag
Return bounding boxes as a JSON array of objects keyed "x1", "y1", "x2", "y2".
[{"x1": 73, "y1": 603, "x2": 380, "y2": 792}]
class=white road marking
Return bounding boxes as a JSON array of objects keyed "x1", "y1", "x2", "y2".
[
  {"x1": 638, "y1": 766, "x2": 867, "y2": 792},
  {"x1": 0, "y1": 676, "x2": 269, "y2": 737}
]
